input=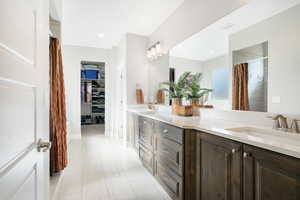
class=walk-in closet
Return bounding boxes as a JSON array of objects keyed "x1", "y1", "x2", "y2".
[{"x1": 81, "y1": 61, "x2": 105, "y2": 125}]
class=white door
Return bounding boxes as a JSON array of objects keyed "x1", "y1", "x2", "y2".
[
  {"x1": 118, "y1": 71, "x2": 124, "y2": 139},
  {"x1": 0, "y1": 0, "x2": 50, "y2": 200}
]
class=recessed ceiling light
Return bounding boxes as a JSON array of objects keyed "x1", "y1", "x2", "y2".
[{"x1": 98, "y1": 33, "x2": 105, "y2": 38}]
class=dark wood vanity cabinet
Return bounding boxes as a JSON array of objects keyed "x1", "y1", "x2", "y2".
[
  {"x1": 137, "y1": 116, "x2": 300, "y2": 200},
  {"x1": 155, "y1": 160, "x2": 183, "y2": 200},
  {"x1": 187, "y1": 130, "x2": 300, "y2": 200},
  {"x1": 138, "y1": 116, "x2": 184, "y2": 200},
  {"x1": 155, "y1": 123, "x2": 183, "y2": 176},
  {"x1": 155, "y1": 123, "x2": 184, "y2": 200},
  {"x1": 196, "y1": 133, "x2": 243, "y2": 200},
  {"x1": 138, "y1": 144, "x2": 154, "y2": 174},
  {"x1": 138, "y1": 116, "x2": 155, "y2": 151},
  {"x1": 138, "y1": 116, "x2": 156, "y2": 174},
  {"x1": 243, "y1": 145, "x2": 300, "y2": 200}
]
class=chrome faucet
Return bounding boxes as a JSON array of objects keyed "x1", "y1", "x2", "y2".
[
  {"x1": 268, "y1": 115, "x2": 300, "y2": 133},
  {"x1": 268, "y1": 115, "x2": 288, "y2": 130},
  {"x1": 290, "y1": 119, "x2": 300, "y2": 133}
]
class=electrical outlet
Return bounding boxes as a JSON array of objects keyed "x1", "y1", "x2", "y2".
[{"x1": 272, "y1": 96, "x2": 281, "y2": 104}]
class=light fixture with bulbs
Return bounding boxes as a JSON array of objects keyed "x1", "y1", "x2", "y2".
[{"x1": 147, "y1": 42, "x2": 164, "y2": 61}]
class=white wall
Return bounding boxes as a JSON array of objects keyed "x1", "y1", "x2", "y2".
[
  {"x1": 150, "y1": 0, "x2": 247, "y2": 50},
  {"x1": 108, "y1": 34, "x2": 151, "y2": 142},
  {"x1": 229, "y1": 4, "x2": 300, "y2": 115},
  {"x1": 169, "y1": 56, "x2": 202, "y2": 81},
  {"x1": 62, "y1": 34, "x2": 150, "y2": 141},
  {"x1": 148, "y1": 54, "x2": 170, "y2": 102},
  {"x1": 126, "y1": 34, "x2": 149, "y2": 104},
  {"x1": 62, "y1": 45, "x2": 112, "y2": 139},
  {"x1": 110, "y1": 36, "x2": 127, "y2": 139}
]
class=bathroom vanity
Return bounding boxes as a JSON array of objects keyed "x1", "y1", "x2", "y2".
[
  {"x1": 124, "y1": 3, "x2": 300, "y2": 200},
  {"x1": 138, "y1": 115, "x2": 184, "y2": 200},
  {"x1": 128, "y1": 110, "x2": 300, "y2": 200}
]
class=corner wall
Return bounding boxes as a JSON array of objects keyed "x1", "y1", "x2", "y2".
[
  {"x1": 62, "y1": 45, "x2": 112, "y2": 139},
  {"x1": 126, "y1": 34, "x2": 149, "y2": 104},
  {"x1": 150, "y1": 0, "x2": 247, "y2": 50}
]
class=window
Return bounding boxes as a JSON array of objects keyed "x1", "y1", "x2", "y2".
[{"x1": 212, "y1": 67, "x2": 229, "y2": 99}]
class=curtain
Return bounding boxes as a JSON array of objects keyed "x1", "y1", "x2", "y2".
[
  {"x1": 232, "y1": 63, "x2": 249, "y2": 111},
  {"x1": 136, "y1": 88, "x2": 144, "y2": 104},
  {"x1": 156, "y1": 89, "x2": 165, "y2": 104},
  {"x1": 50, "y1": 37, "x2": 68, "y2": 174}
]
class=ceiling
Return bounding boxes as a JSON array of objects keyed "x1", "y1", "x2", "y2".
[
  {"x1": 62, "y1": 0, "x2": 184, "y2": 49},
  {"x1": 170, "y1": 0, "x2": 300, "y2": 61}
]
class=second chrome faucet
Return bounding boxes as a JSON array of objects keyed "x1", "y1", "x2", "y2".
[{"x1": 268, "y1": 115, "x2": 300, "y2": 133}]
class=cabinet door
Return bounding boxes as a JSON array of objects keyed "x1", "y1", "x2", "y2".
[
  {"x1": 133, "y1": 114, "x2": 139, "y2": 152},
  {"x1": 155, "y1": 137, "x2": 183, "y2": 176},
  {"x1": 198, "y1": 133, "x2": 242, "y2": 200},
  {"x1": 155, "y1": 160, "x2": 183, "y2": 200},
  {"x1": 156, "y1": 135, "x2": 183, "y2": 176},
  {"x1": 139, "y1": 144, "x2": 154, "y2": 174},
  {"x1": 243, "y1": 145, "x2": 300, "y2": 200}
]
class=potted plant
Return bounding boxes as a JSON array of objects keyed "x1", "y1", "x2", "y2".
[
  {"x1": 185, "y1": 73, "x2": 213, "y2": 105},
  {"x1": 161, "y1": 72, "x2": 191, "y2": 106}
]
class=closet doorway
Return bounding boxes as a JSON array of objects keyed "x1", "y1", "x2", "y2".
[{"x1": 80, "y1": 61, "x2": 106, "y2": 131}]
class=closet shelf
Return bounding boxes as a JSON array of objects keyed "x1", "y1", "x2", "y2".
[{"x1": 81, "y1": 62, "x2": 105, "y2": 125}]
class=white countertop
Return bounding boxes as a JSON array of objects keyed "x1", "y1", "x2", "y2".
[{"x1": 127, "y1": 108, "x2": 300, "y2": 159}]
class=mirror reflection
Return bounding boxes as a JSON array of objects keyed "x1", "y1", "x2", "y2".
[{"x1": 168, "y1": 1, "x2": 300, "y2": 114}]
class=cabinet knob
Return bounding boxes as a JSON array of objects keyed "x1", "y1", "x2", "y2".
[
  {"x1": 143, "y1": 121, "x2": 146, "y2": 124},
  {"x1": 37, "y1": 139, "x2": 52, "y2": 152},
  {"x1": 232, "y1": 149, "x2": 236, "y2": 154},
  {"x1": 243, "y1": 152, "x2": 250, "y2": 158},
  {"x1": 163, "y1": 129, "x2": 168, "y2": 134}
]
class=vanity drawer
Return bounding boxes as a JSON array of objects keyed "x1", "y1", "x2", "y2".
[
  {"x1": 156, "y1": 136, "x2": 183, "y2": 176},
  {"x1": 139, "y1": 130, "x2": 154, "y2": 150},
  {"x1": 139, "y1": 116, "x2": 155, "y2": 131},
  {"x1": 155, "y1": 161, "x2": 183, "y2": 200},
  {"x1": 139, "y1": 117, "x2": 155, "y2": 150},
  {"x1": 158, "y1": 122, "x2": 183, "y2": 144},
  {"x1": 139, "y1": 144, "x2": 154, "y2": 175}
]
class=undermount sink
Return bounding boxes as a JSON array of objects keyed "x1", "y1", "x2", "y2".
[
  {"x1": 226, "y1": 127, "x2": 278, "y2": 135},
  {"x1": 226, "y1": 127, "x2": 300, "y2": 143}
]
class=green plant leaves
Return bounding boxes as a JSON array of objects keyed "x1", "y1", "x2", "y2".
[{"x1": 160, "y1": 72, "x2": 212, "y2": 99}]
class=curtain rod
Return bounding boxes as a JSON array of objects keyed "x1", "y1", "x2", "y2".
[{"x1": 235, "y1": 56, "x2": 268, "y2": 65}]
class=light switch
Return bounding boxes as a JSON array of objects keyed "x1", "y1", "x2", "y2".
[{"x1": 272, "y1": 96, "x2": 281, "y2": 104}]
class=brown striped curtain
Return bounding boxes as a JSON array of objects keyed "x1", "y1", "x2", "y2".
[
  {"x1": 232, "y1": 63, "x2": 249, "y2": 111},
  {"x1": 50, "y1": 37, "x2": 68, "y2": 174}
]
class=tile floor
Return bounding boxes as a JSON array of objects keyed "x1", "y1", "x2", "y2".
[{"x1": 50, "y1": 125, "x2": 171, "y2": 200}]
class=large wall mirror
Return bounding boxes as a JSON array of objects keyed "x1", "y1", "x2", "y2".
[{"x1": 166, "y1": 0, "x2": 300, "y2": 114}]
